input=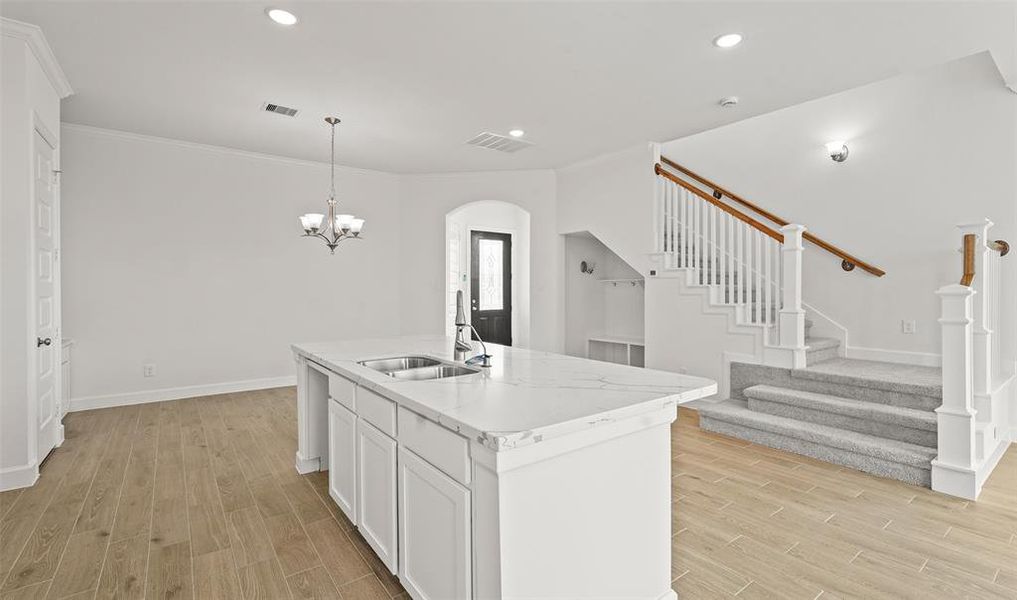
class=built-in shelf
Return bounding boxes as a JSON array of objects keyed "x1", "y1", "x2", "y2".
[
  {"x1": 588, "y1": 333, "x2": 645, "y2": 368},
  {"x1": 597, "y1": 278, "x2": 644, "y2": 287}
]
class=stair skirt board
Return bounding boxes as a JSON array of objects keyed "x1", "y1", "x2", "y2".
[
  {"x1": 730, "y1": 362, "x2": 942, "y2": 412},
  {"x1": 700, "y1": 413, "x2": 932, "y2": 487},
  {"x1": 744, "y1": 386, "x2": 937, "y2": 448}
]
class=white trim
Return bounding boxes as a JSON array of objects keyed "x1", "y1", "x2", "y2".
[
  {"x1": 0, "y1": 462, "x2": 39, "y2": 492},
  {"x1": 804, "y1": 301, "x2": 942, "y2": 367},
  {"x1": 976, "y1": 434, "x2": 1010, "y2": 490},
  {"x1": 0, "y1": 18, "x2": 73, "y2": 98},
  {"x1": 60, "y1": 123, "x2": 397, "y2": 176},
  {"x1": 843, "y1": 345, "x2": 942, "y2": 367},
  {"x1": 69, "y1": 375, "x2": 296, "y2": 412}
]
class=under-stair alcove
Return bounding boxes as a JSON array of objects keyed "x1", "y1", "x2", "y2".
[{"x1": 563, "y1": 232, "x2": 645, "y2": 366}]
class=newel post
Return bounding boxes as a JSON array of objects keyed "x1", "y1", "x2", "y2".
[
  {"x1": 778, "y1": 224, "x2": 807, "y2": 367},
  {"x1": 956, "y1": 219, "x2": 993, "y2": 426},
  {"x1": 931, "y1": 283, "x2": 979, "y2": 499}
]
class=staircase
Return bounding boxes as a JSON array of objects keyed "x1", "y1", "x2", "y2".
[
  {"x1": 700, "y1": 355, "x2": 942, "y2": 487},
  {"x1": 653, "y1": 158, "x2": 949, "y2": 490}
]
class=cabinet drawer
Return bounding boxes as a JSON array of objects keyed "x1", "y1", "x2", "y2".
[
  {"x1": 397, "y1": 407, "x2": 470, "y2": 485},
  {"x1": 358, "y1": 387, "x2": 397, "y2": 437},
  {"x1": 329, "y1": 373, "x2": 356, "y2": 411}
]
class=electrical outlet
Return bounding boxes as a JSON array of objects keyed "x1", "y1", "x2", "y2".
[
  {"x1": 901, "y1": 320, "x2": 916, "y2": 334},
  {"x1": 143, "y1": 363, "x2": 156, "y2": 377}
]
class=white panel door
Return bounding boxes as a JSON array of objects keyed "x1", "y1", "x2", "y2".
[
  {"x1": 34, "y1": 129, "x2": 59, "y2": 460},
  {"x1": 357, "y1": 419, "x2": 398, "y2": 574},
  {"x1": 398, "y1": 447, "x2": 471, "y2": 600},
  {"x1": 328, "y1": 399, "x2": 358, "y2": 525}
]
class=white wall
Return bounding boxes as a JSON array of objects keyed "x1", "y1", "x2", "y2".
[
  {"x1": 563, "y1": 233, "x2": 643, "y2": 358},
  {"x1": 662, "y1": 52, "x2": 1016, "y2": 363},
  {"x1": 557, "y1": 143, "x2": 658, "y2": 275},
  {"x1": 60, "y1": 125, "x2": 403, "y2": 406},
  {"x1": 445, "y1": 201, "x2": 531, "y2": 346},
  {"x1": 398, "y1": 170, "x2": 561, "y2": 352},
  {"x1": 1, "y1": 27, "x2": 64, "y2": 487}
]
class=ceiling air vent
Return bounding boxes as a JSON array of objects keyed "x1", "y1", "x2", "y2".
[
  {"x1": 262, "y1": 102, "x2": 298, "y2": 117},
  {"x1": 465, "y1": 132, "x2": 534, "y2": 153}
]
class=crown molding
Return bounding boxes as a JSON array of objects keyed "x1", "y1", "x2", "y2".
[{"x1": 1, "y1": 17, "x2": 73, "y2": 99}]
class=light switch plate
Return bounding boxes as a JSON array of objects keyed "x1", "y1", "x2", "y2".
[{"x1": 901, "y1": 320, "x2": 916, "y2": 334}]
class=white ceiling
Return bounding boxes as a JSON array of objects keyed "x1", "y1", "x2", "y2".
[{"x1": 3, "y1": 1, "x2": 1014, "y2": 173}]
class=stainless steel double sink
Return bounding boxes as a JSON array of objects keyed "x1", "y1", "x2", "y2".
[{"x1": 357, "y1": 355, "x2": 480, "y2": 381}]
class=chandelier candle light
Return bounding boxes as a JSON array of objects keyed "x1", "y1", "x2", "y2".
[{"x1": 299, "y1": 117, "x2": 365, "y2": 254}]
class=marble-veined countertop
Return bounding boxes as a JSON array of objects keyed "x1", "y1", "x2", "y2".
[{"x1": 292, "y1": 335, "x2": 716, "y2": 451}]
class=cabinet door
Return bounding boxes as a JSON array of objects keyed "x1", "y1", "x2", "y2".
[
  {"x1": 398, "y1": 447, "x2": 471, "y2": 599},
  {"x1": 328, "y1": 400, "x2": 357, "y2": 525},
  {"x1": 357, "y1": 419, "x2": 398, "y2": 574}
]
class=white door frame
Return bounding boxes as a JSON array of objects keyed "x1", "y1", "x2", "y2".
[
  {"x1": 30, "y1": 112, "x2": 63, "y2": 466},
  {"x1": 466, "y1": 226, "x2": 517, "y2": 346}
]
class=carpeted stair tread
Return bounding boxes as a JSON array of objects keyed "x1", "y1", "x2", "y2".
[
  {"x1": 698, "y1": 401, "x2": 937, "y2": 468},
  {"x1": 793, "y1": 358, "x2": 942, "y2": 399},
  {"x1": 744, "y1": 385, "x2": 936, "y2": 431}
]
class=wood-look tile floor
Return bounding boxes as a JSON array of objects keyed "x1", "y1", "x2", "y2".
[
  {"x1": 2, "y1": 390, "x2": 1014, "y2": 599},
  {"x1": 672, "y1": 407, "x2": 1017, "y2": 599},
  {"x1": 0, "y1": 388, "x2": 407, "y2": 600}
]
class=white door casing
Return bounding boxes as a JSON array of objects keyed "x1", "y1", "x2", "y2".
[{"x1": 33, "y1": 128, "x2": 59, "y2": 460}]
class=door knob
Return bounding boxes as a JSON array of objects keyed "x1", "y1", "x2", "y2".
[{"x1": 37, "y1": 337, "x2": 52, "y2": 347}]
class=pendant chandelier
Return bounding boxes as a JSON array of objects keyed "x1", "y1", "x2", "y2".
[{"x1": 298, "y1": 117, "x2": 364, "y2": 254}]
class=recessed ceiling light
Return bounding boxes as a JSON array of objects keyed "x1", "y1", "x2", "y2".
[
  {"x1": 508, "y1": 129, "x2": 525, "y2": 138},
  {"x1": 266, "y1": 8, "x2": 298, "y2": 26},
  {"x1": 713, "y1": 33, "x2": 742, "y2": 48}
]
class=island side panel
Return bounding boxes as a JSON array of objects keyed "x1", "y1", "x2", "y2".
[
  {"x1": 295, "y1": 354, "x2": 330, "y2": 473},
  {"x1": 473, "y1": 407, "x2": 676, "y2": 599}
]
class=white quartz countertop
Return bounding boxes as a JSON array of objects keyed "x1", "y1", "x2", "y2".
[{"x1": 292, "y1": 335, "x2": 716, "y2": 451}]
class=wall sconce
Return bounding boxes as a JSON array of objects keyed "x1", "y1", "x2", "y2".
[
  {"x1": 580, "y1": 260, "x2": 596, "y2": 275},
  {"x1": 825, "y1": 140, "x2": 849, "y2": 163}
]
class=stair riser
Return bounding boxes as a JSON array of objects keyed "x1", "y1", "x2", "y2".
[
  {"x1": 747, "y1": 398, "x2": 938, "y2": 448},
  {"x1": 731, "y1": 363, "x2": 941, "y2": 411},
  {"x1": 806, "y1": 346, "x2": 839, "y2": 364},
  {"x1": 699, "y1": 417, "x2": 931, "y2": 487}
]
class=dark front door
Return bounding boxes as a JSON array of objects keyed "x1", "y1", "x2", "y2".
[{"x1": 470, "y1": 231, "x2": 512, "y2": 346}]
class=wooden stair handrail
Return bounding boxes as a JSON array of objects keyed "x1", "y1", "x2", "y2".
[
  {"x1": 961, "y1": 233, "x2": 976, "y2": 286},
  {"x1": 654, "y1": 164, "x2": 784, "y2": 243},
  {"x1": 659, "y1": 156, "x2": 886, "y2": 277}
]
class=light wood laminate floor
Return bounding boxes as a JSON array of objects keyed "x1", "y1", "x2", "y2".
[
  {"x1": 1, "y1": 389, "x2": 1014, "y2": 599},
  {"x1": 673, "y1": 408, "x2": 1017, "y2": 599}
]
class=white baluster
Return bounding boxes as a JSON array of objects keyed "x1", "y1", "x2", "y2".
[
  {"x1": 741, "y1": 222, "x2": 749, "y2": 306},
  {"x1": 727, "y1": 217, "x2": 735, "y2": 305},
  {"x1": 694, "y1": 193, "x2": 701, "y2": 281},
  {"x1": 764, "y1": 236, "x2": 772, "y2": 331},
  {"x1": 681, "y1": 190, "x2": 689, "y2": 269}
]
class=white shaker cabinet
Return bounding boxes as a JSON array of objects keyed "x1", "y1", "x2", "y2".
[
  {"x1": 357, "y1": 419, "x2": 399, "y2": 574},
  {"x1": 327, "y1": 399, "x2": 358, "y2": 525},
  {"x1": 398, "y1": 447, "x2": 472, "y2": 600}
]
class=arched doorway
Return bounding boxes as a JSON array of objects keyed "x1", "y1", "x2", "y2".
[{"x1": 444, "y1": 201, "x2": 531, "y2": 347}]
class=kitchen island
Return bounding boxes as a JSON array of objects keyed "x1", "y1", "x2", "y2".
[{"x1": 292, "y1": 335, "x2": 716, "y2": 600}]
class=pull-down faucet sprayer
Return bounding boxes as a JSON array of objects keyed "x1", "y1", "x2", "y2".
[{"x1": 453, "y1": 290, "x2": 491, "y2": 367}]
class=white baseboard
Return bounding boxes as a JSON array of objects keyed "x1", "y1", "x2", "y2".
[
  {"x1": 976, "y1": 434, "x2": 1011, "y2": 492},
  {"x1": 844, "y1": 345, "x2": 942, "y2": 367},
  {"x1": 0, "y1": 462, "x2": 39, "y2": 492},
  {"x1": 69, "y1": 375, "x2": 297, "y2": 412}
]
